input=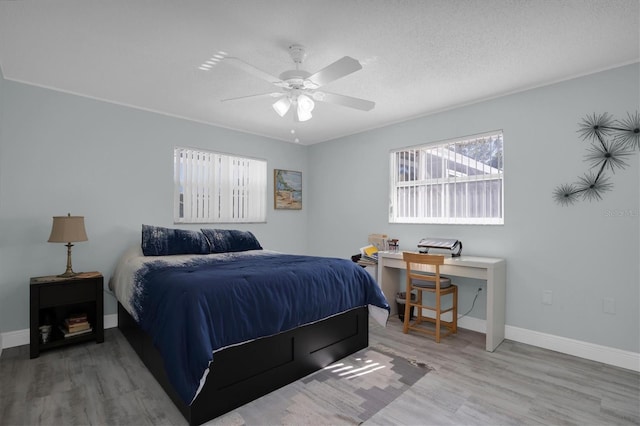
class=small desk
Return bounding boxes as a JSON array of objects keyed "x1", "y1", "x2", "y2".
[{"x1": 377, "y1": 251, "x2": 506, "y2": 352}]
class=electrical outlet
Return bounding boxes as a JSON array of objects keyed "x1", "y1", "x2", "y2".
[
  {"x1": 603, "y1": 298, "x2": 616, "y2": 314},
  {"x1": 542, "y1": 290, "x2": 552, "y2": 305}
]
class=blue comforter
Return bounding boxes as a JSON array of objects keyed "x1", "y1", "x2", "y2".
[{"x1": 130, "y1": 252, "x2": 389, "y2": 405}]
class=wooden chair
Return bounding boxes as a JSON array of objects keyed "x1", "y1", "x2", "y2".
[{"x1": 402, "y1": 252, "x2": 458, "y2": 342}]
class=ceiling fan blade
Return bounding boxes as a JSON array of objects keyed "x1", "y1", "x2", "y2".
[
  {"x1": 221, "y1": 92, "x2": 284, "y2": 102},
  {"x1": 307, "y1": 56, "x2": 362, "y2": 87},
  {"x1": 314, "y1": 91, "x2": 375, "y2": 111},
  {"x1": 223, "y1": 57, "x2": 285, "y2": 86}
]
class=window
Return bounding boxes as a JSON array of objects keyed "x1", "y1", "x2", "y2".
[
  {"x1": 174, "y1": 147, "x2": 267, "y2": 223},
  {"x1": 389, "y1": 131, "x2": 504, "y2": 225}
]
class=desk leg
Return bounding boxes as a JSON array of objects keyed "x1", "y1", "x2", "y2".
[
  {"x1": 378, "y1": 263, "x2": 401, "y2": 316},
  {"x1": 486, "y1": 262, "x2": 506, "y2": 351}
]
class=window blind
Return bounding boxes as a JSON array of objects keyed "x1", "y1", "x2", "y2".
[
  {"x1": 389, "y1": 132, "x2": 504, "y2": 225},
  {"x1": 174, "y1": 147, "x2": 267, "y2": 223}
]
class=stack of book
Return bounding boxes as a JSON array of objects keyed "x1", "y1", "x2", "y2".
[
  {"x1": 60, "y1": 313, "x2": 92, "y2": 338},
  {"x1": 357, "y1": 244, "x2": 379, "y2": 266}
]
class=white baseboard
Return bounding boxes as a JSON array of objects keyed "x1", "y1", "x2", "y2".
[
  {"x1": 410, "y1": 309, "x2": 487, "y2": 333},
  {"x1": 2, "y1": 314, "x2": 638, "y2": 372},
  {"x1": 104, "y1": 313, "x2": 118, "y2": 329},
  {"x1": 2, "y1": 328, "x2": 30, "y2": 349},
  {"x1": 458, "y1": 315, "x2": 486, "y2": 334},
  {"x1": 1, "y1": 314, "x2": 118, "y2": 350},
  {"x1": 505, "y1": 325, "x2": 640, "y2": 372},
  {"x1": 401, "y1": 312, "x2": 639, "y2": 372}
]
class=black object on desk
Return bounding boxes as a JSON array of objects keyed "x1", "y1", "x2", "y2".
[{"x1": 417, "y1": 238, "x2": 463, "y2": 257}]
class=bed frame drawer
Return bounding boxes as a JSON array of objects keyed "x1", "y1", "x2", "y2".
[{"x1": 118, "y1": 303, "x2": 369, "y2": 426}]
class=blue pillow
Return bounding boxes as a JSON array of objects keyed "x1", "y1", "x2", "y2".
[
  {"x1": 141, "y1": 225, "x2": 211, "y2": 256},
  {"x1": 200, "y1": 229, "x2": 262, "y2": 253}
]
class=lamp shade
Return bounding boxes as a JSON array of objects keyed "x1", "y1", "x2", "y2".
[
  {"x1": 272, "y1": 97, "x2": 292, "y2": 117},
  {"x1": 296, "y1": 94, "x2": 314, "y2": 122},
  {"x1": 297, "y1": 94, "x2": 315, "y2": 113},
  {"x1": 296, "y1": 105, "x2": 312, "y2": 122},
  {"x1": 48, "y1": 214, "x2": 88, "y2": 243}
]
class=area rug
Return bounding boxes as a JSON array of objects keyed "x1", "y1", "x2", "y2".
[{"x1": 211, "y1": 344, "x2": 432, "y2": 425}]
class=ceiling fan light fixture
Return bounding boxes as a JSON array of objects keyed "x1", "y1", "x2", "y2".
[
  {"x1": 296, "y1": 94, "x2": 314, "y2": 122},
  {"x1": 222, "y1": 44, "x2": 374, "y2": 124},
  {"x1": 272, "y1": 97, "x2": 292, "y2": 117},
  {"x1": 296, "y1": 108, "x2": 312, "y2": 122},
  {"x1": 297, "y1": 94, "x2": 315, "y2": 113}
]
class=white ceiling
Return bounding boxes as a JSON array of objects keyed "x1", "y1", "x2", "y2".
[{"x1": 0, "y1": 1, "x2": 638, "y2": 145}]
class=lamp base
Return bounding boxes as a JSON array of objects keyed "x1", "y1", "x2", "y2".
[
  {"x1": 57, "y1": 270, "x2": 80, "y2": 278},
  {"x1": 57, "y1": 243, "x2": 79, "y2": 278}
]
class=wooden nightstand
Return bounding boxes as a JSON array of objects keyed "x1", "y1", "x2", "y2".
[{"x1": 29, "y1": 271, "x2": 104, "y2": 358}]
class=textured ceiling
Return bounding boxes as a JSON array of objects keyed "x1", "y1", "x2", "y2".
[{"x1": 0, "y1": 0, "x2": 638, "y2": 145}]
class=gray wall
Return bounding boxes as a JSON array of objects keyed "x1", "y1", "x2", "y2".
[
  {"x1": 0, "y1": 72, "x2": 308, "y2": 333},
  {"x1": 1, "y1": 64, "x2": 638, "y2": 355},
  {"x1": 307, "y1": 63, "x2": 640, "y2": 353}
]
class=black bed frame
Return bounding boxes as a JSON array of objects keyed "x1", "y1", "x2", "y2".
[{"x1": 117, "y1": 303, "x2": 369, "y2": 425}]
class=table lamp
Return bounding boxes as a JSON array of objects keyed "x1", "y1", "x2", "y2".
[{"x1": 47, "y1": 213, "x2": 88, "y2": 277}]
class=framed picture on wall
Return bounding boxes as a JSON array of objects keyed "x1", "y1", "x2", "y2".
[{"x1": 274, "y1": 169, "x2": 302, "y2": 210}]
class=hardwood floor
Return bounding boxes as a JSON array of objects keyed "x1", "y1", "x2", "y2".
[{"x1": 1, "y1": 317, "x2": 638, "y2": 425}]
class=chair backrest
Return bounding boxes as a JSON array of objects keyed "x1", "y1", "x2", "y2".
[{"x1": 402, "y1": 251, "x2": 446, "y2": 288}]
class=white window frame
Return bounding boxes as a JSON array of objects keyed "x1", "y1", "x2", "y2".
[
  {"x1": 389, "y1": 131, "x2": 504, "y2": 225},
  {"x1": 174, "y1": 147, "x2": 267, "y2": 223}
]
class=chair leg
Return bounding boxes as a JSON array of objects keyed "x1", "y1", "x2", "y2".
[
  {"x1": 402, "y1": 289, "x2": 411, "y2": 334},
  {"x1": 453, "y1": 286, "x2": 458, "y2": 334},
  {"x1": 435, "y1": 292, "x2": 441, "y2": 343}
]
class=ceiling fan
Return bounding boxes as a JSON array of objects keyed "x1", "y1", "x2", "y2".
[{"x1": 221, "y1": 44, "x2": 375, "y2": 122}]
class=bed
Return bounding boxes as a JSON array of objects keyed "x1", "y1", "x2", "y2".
[{"x1": 109, "y1": 226, "x2": 390, "y2": 425}]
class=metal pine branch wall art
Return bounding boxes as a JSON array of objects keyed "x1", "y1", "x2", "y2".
[{"x1": 553, "y1": 112, "x2": 639, "y2": 205}]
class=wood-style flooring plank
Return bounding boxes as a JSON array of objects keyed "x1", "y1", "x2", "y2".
[{"x1": 1, "y1": 316, "x2": 638, "y2": 425}]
